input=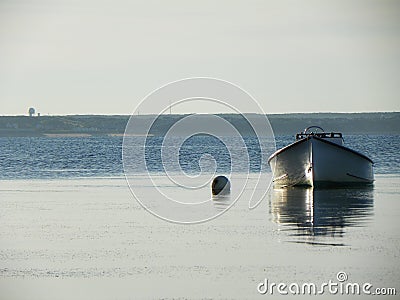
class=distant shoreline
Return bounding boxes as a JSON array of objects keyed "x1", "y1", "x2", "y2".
[{"x1": 1, "y1": 112, "x2": 399, "y2": 137}]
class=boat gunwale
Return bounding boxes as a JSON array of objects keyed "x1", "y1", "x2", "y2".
[
  {"x1": 312, "y1": 136, "x2": 374, "y2": 164},
  {"x1": 268, "y1": 136, "x2": 374, "y2": 164},
  {"x1": 267, "y1": 137, "x2": 308, "y2": 163}
]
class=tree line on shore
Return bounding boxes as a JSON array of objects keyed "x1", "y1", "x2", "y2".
[{"x1": 0, "y1": 112, "x2": 398, "y2": 136}]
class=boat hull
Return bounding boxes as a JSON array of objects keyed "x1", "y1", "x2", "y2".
[{"x1": 269, "y1": 137, "x2": 374, "y2": 187}]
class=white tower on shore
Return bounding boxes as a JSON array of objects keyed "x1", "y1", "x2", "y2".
[{"x1": 28, "y1": 107, "x2": 35, "y2": 117}]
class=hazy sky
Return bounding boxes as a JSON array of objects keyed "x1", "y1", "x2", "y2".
[{"x1": 1, "y1": 0, "x2": 399, "y2": 115}]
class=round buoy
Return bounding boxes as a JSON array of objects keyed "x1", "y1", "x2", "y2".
[{"x1": 212, "y1": 175, "x2": 231, "y2": 195}]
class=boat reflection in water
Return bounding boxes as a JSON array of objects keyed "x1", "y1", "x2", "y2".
[{"x1": 270, "y1": 187, "x2": 374, "y2": 245}]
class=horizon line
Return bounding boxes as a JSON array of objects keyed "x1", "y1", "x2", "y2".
[{"x1": 1, "y1": 111, "x2": 399, "y2": 117}]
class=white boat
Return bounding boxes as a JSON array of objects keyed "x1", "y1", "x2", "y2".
[{"x1": 268, "y1": 126, "x2": 374, "y2": 187}]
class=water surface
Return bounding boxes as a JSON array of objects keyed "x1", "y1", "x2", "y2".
[
  {"x1": 0, "y1": 134, "x2": 398, "y2": 179},
  {"x1": 0, "y1": 135, "x2": 399, "y2": 299}
]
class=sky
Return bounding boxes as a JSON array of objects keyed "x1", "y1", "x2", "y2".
[{"x1": 0, "y1": 0, "x2": 399, "y2": 115}]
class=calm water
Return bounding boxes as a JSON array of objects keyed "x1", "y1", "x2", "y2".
[
  {"x1": 0, "y1": 135, "x2": 399, "y2": 299},
  {"x1": 0, "y1": 134, "x2": 399, "y2": 179},
  {"x1": 0, "y1": 176, "x2": 399, "y2": 299}
]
